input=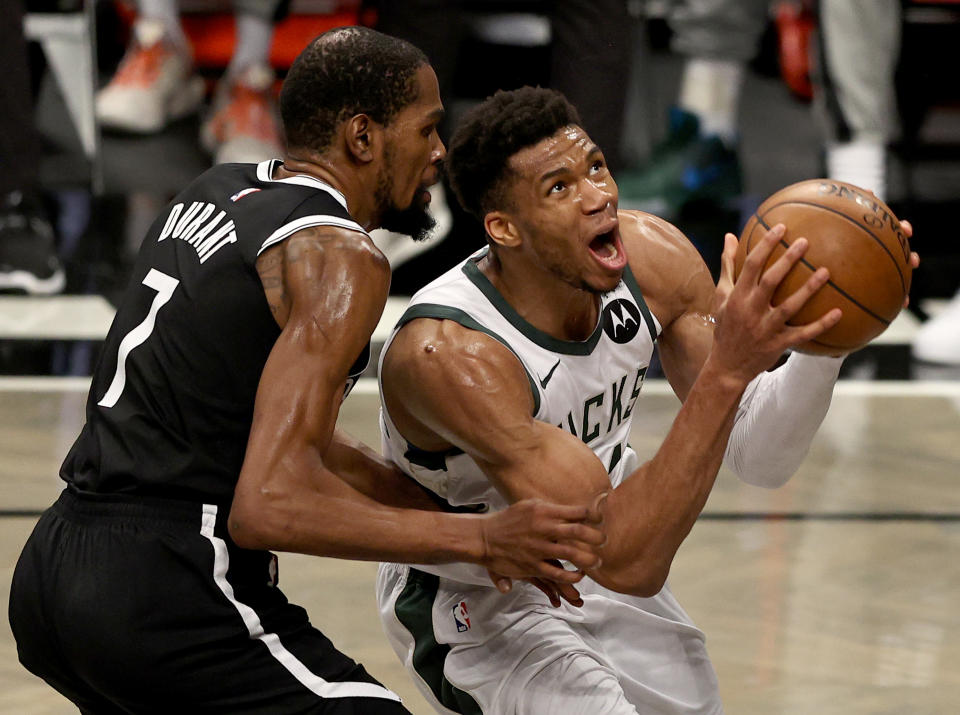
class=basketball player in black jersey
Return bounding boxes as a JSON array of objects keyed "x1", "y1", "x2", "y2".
[{"x1": 8, "y1": 29, "x2": 605, "y2": 714}]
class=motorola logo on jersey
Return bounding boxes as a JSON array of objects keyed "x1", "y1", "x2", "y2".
[{"x1": 602, "y1": 299, "x2": 642, "y2": 344}]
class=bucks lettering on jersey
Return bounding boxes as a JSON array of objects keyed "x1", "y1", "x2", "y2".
[
  {"x1": 379, "y1": 246, "x2": 661, "y2": 516},
  {"x1": 62, "y1": 160, "x2": 371, "y2": 504}
]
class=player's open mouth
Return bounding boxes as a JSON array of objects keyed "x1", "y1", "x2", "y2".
[{"x1": 588, "y1": 226, "x2": 627, "y2": 270}]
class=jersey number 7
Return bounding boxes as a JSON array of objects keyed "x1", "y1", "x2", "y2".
[{"x1": 98, "y1": 269, "x2": 180, "y2": 408}]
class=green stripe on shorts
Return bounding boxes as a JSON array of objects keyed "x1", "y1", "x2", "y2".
[{"x1": 394, "y1": 569, "x2": 482, "y2": 714}]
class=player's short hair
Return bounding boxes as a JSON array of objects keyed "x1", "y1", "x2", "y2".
[
  {"x1": 280, "y1": 26, "x2": 429, "y2": 153},
  {"x1": 447, "y1": 86, "x2": 582, "y2": 221}
]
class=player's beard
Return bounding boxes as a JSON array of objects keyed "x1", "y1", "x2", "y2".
[{"x1": 376, "y1": 159, "x2": 437, "y2": 242}]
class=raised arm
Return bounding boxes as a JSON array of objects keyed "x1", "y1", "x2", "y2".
[
  {"x1": 228, "y1": 227, "x2": 603, "y2": 583},
  {"x1": 383, "y1": 227, "x2": 840, "y2": 597},
  {"x1": 623, "y1": 211, "x2": 846, "y2": 488}
]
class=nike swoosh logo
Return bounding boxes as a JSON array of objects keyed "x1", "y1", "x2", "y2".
[{"x1": 539, "y1": 358, "x2": 561, "y2": 389}]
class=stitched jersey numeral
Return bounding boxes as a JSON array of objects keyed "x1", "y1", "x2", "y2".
[{"x1": 98, "y1": 269, "x2": 180, "y2": 408}]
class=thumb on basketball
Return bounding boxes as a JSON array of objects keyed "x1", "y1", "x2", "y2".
[{"x1": 713, "y1": 233, "x2": 739, "y2": 314}]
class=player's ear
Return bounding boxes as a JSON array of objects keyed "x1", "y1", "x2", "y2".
[
  {"x1": 344, "y1": 114, "x2": 380, "y2": 163},
  {"x1": 484, "y1": 211, "x2": 521, "y2": 248}
]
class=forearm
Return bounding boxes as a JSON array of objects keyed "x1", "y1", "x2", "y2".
[
  {"x1": 230, "y1": 463, "x2": 481, "y2": 563},
  {"x1": 596, "y1": 357, "x2": 747, "y2": 595},
  {"x1": 325, "y1": 429, "x2": 442, "y2": 511},
  {"x1": 724, "y1": 352, "x2": 843, "y2": 487}
]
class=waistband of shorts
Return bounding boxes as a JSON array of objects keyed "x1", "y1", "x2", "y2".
[{"x1": 52, "y1": 484, "x2": 229, "y2": 526}]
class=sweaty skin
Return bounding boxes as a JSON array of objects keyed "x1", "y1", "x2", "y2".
[
  {"x1": 228, "y1": 71, "x2": 605, "y2": 588},
  {"x1": 384, "y1": 215, "x2": 838, "y2": 596},
  {"x1": 381, "y1": 123, "x2": 844, "y2": 597}
]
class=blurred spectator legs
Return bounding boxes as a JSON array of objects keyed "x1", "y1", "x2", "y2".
[{"x1": 0, "y1": 0, "x2": 65, "y2": 295}]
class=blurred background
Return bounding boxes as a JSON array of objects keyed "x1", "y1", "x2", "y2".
[
  {"x1": 4, "y1": 0, "x2": 960, "y2": 381},
  {"x1": 3, "y1": 0, "x2": 960, "y2": 380},
  {"x1": 3, "y1": 3, "x2": 960, "y2": 713}
]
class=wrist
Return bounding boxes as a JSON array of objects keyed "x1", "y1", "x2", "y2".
[
  {"x1": 431, "y1": 512, "x2": 488, "y2": 565},
  {"x1": 698, "y1": 354, "x2": 754, "y2": 396}
]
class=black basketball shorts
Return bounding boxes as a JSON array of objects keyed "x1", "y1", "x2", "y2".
[{"x1": 9, "y1": 487, "x2": 411, "y2": 714}]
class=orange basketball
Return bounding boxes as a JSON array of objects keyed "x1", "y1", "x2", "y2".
[{"x1": 734, "y1": 179, "x2": 912, "y2": 356}]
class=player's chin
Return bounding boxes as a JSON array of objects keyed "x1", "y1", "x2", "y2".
[{"x1": 584, "y1": 268, "x2": 623, "y2": 295}]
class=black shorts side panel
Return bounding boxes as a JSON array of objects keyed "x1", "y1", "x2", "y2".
[{"x1": 9, "y1": 489, "x2": 410, "y2": 714}]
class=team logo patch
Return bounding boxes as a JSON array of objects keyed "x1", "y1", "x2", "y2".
[
  {"x1": 602, "y1": 299, "x2": 642, "y2": 344},
  {"x1": 453, "y1": 601, "x2": 471, "y2": 632},
  {"x1": 230, "y1": 187, "x2": 261, "y2": 202}
]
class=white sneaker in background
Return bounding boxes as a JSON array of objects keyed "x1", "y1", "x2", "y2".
[
  {"x1": 95, "y1": 18, "x2": 205, "y2": 134},
  {"x1": 200, "y1": 64, "x2": 283, "y2": 165},
  {"x1": 912, "y1": 289, "x2": 960, "y2": 366}
]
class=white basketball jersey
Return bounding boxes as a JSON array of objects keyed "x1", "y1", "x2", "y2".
[
  {"x1": 379, "y1": 246, "x2": 660, "y2": 545},
  {"x1": 377, "y1": 248, "x2": 723, "y2": 714}
]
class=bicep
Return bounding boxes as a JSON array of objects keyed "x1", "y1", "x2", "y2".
[
  {"x1": 656, "y1": 307, "x2": 715, "y2": 402},
  {"x1": 620, "y1": 211, "x2": 718, "y2": 403},
  {"x1": 242, "y1": 231, "x2": 389, "y2": 480},
  {"x1": 651, "y1": 257, "x2": 717, "y2": 403},
  {"x1": 383, "y1": 321, "x2": 611, "y2": 507}
]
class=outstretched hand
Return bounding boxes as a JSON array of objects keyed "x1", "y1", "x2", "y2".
[{"x1": 710, "y1": 223, "x2": 843, "y2": 381}]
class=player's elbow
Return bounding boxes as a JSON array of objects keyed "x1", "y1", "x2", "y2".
[
  {"x1": 228, "y1": 499, "x2": 270, "y2": 549},
  {"x1": 228, "y1": 488, "x2": 288, "y2": 550},
  {"x1": 596, "y1": 562, "x2": 669, "y2": 598}
]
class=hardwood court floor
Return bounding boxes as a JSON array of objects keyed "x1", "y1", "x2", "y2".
[{"x1": 2, "y1": 380, "x2": 959, "y2": 714}]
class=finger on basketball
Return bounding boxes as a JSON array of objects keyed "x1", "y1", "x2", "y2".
[
  {"x1": 758, "y1": 237, "x2": 809, "y2": 296},
  {"x1": 788, "y1": 308, "x2": 844, "y2": 347},
  {"x1": 740, "y1": 224, "x2": 786, "y2": 284},
  {"x1": 735, "y1": 179, "x2": 912, "y2": 355},
  {"x1": 771, "y1": 265, "x2": 830, "y2": 320},
  {"x1": 719, "y1": 234, "x2": 738, "y2": 285}
]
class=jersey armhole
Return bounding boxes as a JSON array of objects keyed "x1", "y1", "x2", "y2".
[
  {"x1": 395, "y1": 303, "x2": 542, "y2": 415},
  {"x1": 257, "y1": 215, "x2": 369, "y2": 256}
]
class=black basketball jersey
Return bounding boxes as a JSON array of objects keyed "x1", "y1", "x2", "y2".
[{"x1": 62, "y1": 160, "x2": 372, "y2": 503}]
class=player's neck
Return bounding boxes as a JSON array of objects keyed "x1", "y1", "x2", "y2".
[
  {"x1": 277, "y1": 154, "x2": 377, "y2": 230},
  {"x1": 479, "y1": 251, "x2": 600, "y2": 342}
]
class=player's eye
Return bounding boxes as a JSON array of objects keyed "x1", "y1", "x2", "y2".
[
  {"x1": 549, "y1": 181, "x2": 566, "y2": 194},
  {"x1": 589, "y1": 160, "x2": 605, "y2": 174}
]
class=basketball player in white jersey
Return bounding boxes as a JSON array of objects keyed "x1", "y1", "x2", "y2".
[{"x1": 373, "y1": 87, "x2": 917, "y2": 713}]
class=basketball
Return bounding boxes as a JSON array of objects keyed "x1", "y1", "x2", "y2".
[{"x1": 734, "y1": 179, "x2": 912, "y2": 356}]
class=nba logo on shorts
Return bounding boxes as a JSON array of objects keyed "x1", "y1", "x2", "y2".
[{"x1": 452, "y1": 601, "x2": 471, "y2": 632}]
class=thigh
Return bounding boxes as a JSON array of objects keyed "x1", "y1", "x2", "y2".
[
  {"x1": 442, "y1": 603, "x2": 637, "y2": 715},
  {"x1": 10, "y1": 513, "x2": 130, "y2": 715},
  {"x1": 13, "y1": 499, "x2": 407, "y2": 714},
  {"x1": 507, "y1": 652, "x2": 638, "y2": 715}
]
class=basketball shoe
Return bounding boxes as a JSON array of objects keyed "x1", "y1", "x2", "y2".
[
  {"x1": 0, "y1": 190, "x2": 65, "y2": 295},
  {"x1": 96, "y1": 18, "x2": 205, "y2": 134},
  {"x1": 200, "y1": 64, "x2": 284, "y2": 165},
  {"x1": 912, "y1": 289, "x2": 960, "y2": 366}
]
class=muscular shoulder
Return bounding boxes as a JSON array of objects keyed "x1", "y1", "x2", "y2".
[
  {"x1": 257, "y1": 225, "x2": 389, "y2": 331},
  {"x1": 382, "y1": 317, "x2": 536, "y2": 455},
  {"x1": 286, "y1": 225, "x2": 388, "y2": 271},
  {"x1": 618, "y1": 209, "x2": 714, "y2": 327}
]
